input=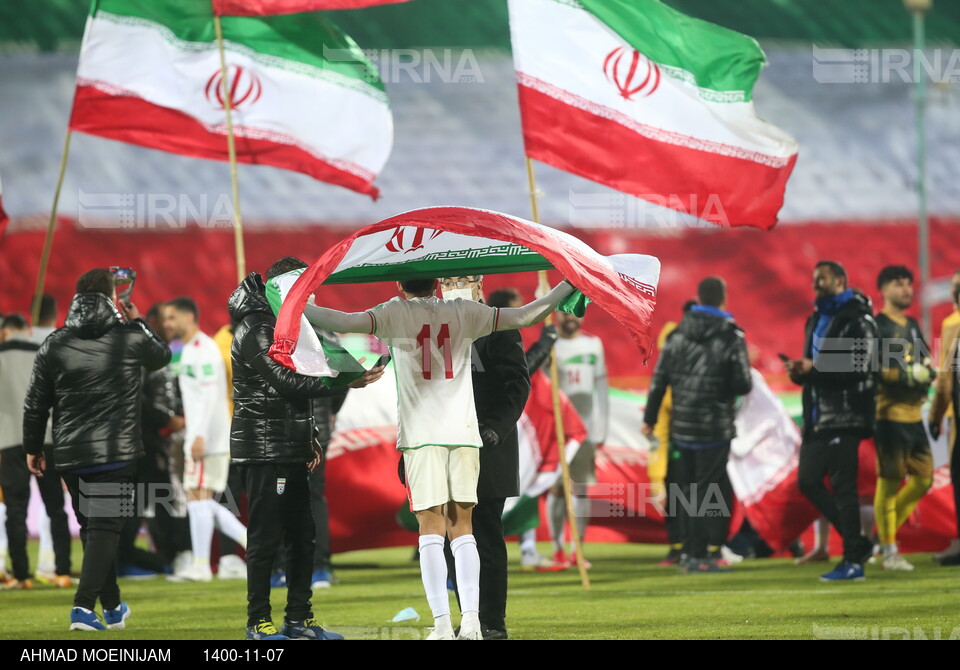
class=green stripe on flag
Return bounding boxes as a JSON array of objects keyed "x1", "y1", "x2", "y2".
[
  {"x1": 577, "y1": 0, "x2": 765, "y2": 100},
  {"x1": 91, "y1": 0, "x2": 385, "y2": 94}
]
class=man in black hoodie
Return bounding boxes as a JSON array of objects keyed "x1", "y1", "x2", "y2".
[
  {"x1": 23, "y1": 268, "x2": 171, "y2": 630},
  {"x1": 229, "y1": 263, "x2": 383, "y2": 641},
  {"x1": 786, "y1": 260, "x2": 878, "y2": 582},
  {"x1": 642, "y1": 277, "x2": 752, "y2": 573}
]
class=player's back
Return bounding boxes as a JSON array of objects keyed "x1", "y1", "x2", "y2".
[{"x1": 368, "y1": 296, "x2": 497, "y2": 450}]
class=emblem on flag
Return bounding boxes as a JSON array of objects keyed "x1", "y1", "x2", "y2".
[{"x1": 277, "y1": 478, "x2": 286, "y2": 495}]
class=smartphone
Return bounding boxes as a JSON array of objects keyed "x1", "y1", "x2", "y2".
[{"x1": 372, "y1": 354, "x2": 391, "y2": 369}]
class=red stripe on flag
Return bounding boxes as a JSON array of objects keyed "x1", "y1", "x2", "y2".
[
  {"x1": 212, "y1": 0, "x2": 410, "y2": 15},
  {"x1": 69, "y1": 85, "x2": 379, "y2": 199},
  {"x1": 517, "y1": 82, "x2": 796, "y2": 230}
]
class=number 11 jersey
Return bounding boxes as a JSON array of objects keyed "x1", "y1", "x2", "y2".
[{"x1": 367, "y1": 296, "x2": 499, "y2": 450}]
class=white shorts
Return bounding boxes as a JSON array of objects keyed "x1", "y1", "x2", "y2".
[
  {"x1": 183, "y1": 453, "x2": 230, "y2": 493},
  {"x1": 403, "y1": 445, "x2": 480, "y2": 512}
]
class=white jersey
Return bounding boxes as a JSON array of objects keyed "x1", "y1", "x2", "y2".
[
  {"x1": 178, "y1": 330, "x2": 230, "y2": 456},
  {"x1": 554, "y1": 333, "x2": 609, "y2": 444},
  {"x1": 367, "y1": 296, "x2": 498, "y2": 450}
]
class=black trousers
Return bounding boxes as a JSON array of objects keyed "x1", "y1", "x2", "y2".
[
  {"x1": 663, "y1": 443, "x2": 687, "y2": 547},
  {"x1": 798, "y1": 432, "x2": 864, "y2": 563},
  {"x1": 0, "y1": 445, "x2": 71, "y2": 579},
  {"x1": 62, "y1": 463, "x2": 137, "y2": 611},
  {"x1": 239, "y1": 462, "x2": 315, "y2": 626},
  {"x1": 675, "y1": 444, "x2": 731, "y2": 560},
  {"x1": 309, "y1": 460, "x2": 331, "y2": 572},
  {"x1": 444, "y1": 497, "x2": 508, "y2": 631}
]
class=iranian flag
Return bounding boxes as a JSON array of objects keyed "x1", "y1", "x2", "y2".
[
  {"x1": 213, "y1": 0, "x2": 411, "y2": 15},
  {"x1": 70, "y1": 0, "x2": 392, "y2": 198},
  {"x1": 268, "y1": 206, "x2": 661, "y2": 371},
  {"x1": 508, "y1": 0, "x2": 798, "y2": 229}
]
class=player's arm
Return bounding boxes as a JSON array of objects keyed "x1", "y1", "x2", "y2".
[
  {"x1": 495, "y1": 282, "x2": 576, "y2": 331},
  {"x1": 303, "y1": 304, "x2": 374, "y2": 335},
  {"x1": 930, "y1": 336, "x2": 957, "y2": 433},
  {"x1": 184, "y1": 346, "x2": 221, "y2": 459},
  {"x1": 642, "y1": 339, "x2": 672, "y2": 434}
]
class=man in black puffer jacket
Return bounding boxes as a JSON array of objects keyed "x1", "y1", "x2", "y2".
[
  {"x1": 786, "y1": 260, "x2": 878, "y2": 582},
  {"x1": 642, "y1": 277, "x2": 752, "y2": 573},
  {"x1": 229, "y1": 263, "x2": 383, "y2": 641},
  {"x1": 23, "y1": 268, "x2": 170, "y2": 631}
]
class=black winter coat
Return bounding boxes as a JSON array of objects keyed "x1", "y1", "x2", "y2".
[
  {"x1": 643, "y1": 310, "x2": 752, "y2": 443},
  {"x1": 472, "y1": 329, "x2": 531, "y2": 499},
  {"x1": 22, "y1": 293, "x2": 171, "y2": 471},
  {"x1": 799, "y1": 290, "x2": 878, "y2": 438},
  {"x1": 228, "y1": 274, "x2": 346, "y2": 464}
]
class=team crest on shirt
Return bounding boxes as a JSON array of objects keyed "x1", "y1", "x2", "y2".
[{"x1": 276, "y1": 478, "x2": 286, "y2": 495}]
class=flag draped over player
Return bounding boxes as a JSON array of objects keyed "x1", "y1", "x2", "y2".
[
  {"x1": 267, "y1": 206, "x2": 661, "y2": 373},
  {"x1": 508, "y1": 0, "x2": 798, "y2": 228},
  {"x1": 69, "y1": 0, "x2": 393, "y2": 198}
]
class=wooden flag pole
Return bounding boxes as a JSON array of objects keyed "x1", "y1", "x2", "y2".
[
  {"x1": 526, "y1": 156, "x2": 590, "y2": 590},
  {"x1": 32, "y1": 129, "x2": 74, "y2": 326},
  {"x1": 213, "y1": 13, "x2": 247, "y2": 284}
]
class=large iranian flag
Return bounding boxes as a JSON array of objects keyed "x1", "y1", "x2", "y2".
[
  {"x1": 213, "y1": 0, "x2": 411, "y2": 15},
  {"x1": 268, "y1": 206, "x2": 661, "y2": 372},
  {"x1": 508, "y1": 0, "x2": 798, "y2": 229},
  {"x1": 70, "y1": 0, "x2": 392, "y2": 198}
]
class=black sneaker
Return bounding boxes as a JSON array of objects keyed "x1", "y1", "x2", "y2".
[
  {"x1": 939, "y1": 553, "x2": 960, "y2": 567},
  {"x1": 482, "y1": 627, "x2": 509, "y2": 640},
  {"x1": 659, "y1": 548, "x2": 683, "y2": 566}
]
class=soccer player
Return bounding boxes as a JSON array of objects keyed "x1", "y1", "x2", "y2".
[
  {"x1": 164, "y1": 298, "x2": 247, "y2": 581},
  {"x1": 873, "y1": 266, "x2": 936, "y2": 571},
  {"x1": 547, "y1": 310, "x2": 608, "y2": 569},
  {"x1": 303, "y1": 277, "x2": 575, "y2": 640}
]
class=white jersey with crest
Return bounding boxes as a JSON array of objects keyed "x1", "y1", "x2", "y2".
[{"x1": 367, "y1": 296, "x2": 499, "y2": 450}]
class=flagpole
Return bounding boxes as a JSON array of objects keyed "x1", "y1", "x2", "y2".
[
  {"x1": 526, "y1": 157, "x2": 590, "y2": 591},
  {"x1": 213, "y1": 13, "x2": 247, "y2": 284},
  {"x1": 32, "y1": 130, "x2": 73, "y2": 326}
]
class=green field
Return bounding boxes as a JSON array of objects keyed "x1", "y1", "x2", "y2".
[{"x1": 4, "y1": 542, "x2": 960, "y2": 640}]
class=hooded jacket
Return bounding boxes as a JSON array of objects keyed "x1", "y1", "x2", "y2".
[
  {"x1": 643, "y1": 309, "x2": 752, "y2": 444},
  {"x1": 799, "y1": 289, "x2": 878, "y2": 438},
  {"x1": 228, "y1": 274, "x2": 346, "y2": 464},
  {"x1": 22, "y1": 293, "x2": 171, "y2": 471}
]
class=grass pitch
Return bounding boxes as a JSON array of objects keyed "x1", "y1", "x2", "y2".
[{"x1": 4, "y1": 542, "x2": 960, "y2": 640}]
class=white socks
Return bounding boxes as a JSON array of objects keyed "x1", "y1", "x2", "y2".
[
  {"x1": 187, "y1": 500, "x2": 215, "y2": 565},
  {"x1": 860, "y1": 504, "x2": 875, "y2": 538},
  {"x1": 418, "y1": 534, "x2": 450, "y2": 620},
  {"x1": 209, "y1": 500, "x2": 248, "y2": 549},
  {"x1": 574, "y1": 496, "x2": 591, "y2": 543},
  {"x1": 520, "y1": 528, "x2": 537, "y2": 555},
  {"x1": 547, "y1": 492, "x2": 566, "y2": 552},
  {"x1": 451, "y1": 534, "x2": 480, "y2": 616},
  {"x1": 189, "y1": 498, "x2": 249, "y2": 565},
  {"x1": 814, "y1": 517, "x2": 830, "y2": 552}
]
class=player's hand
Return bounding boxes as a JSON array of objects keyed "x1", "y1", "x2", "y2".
[
  {"x1": 350, "y1": 365, "x2": 385, "y2": 388},
  {"x1": 190, "y1": 436, "x2": 205, "y2": 461},
  {"x1": 307, "y1": 436, "x2": 324, "y2": 473},
  {"x1": 168, "y1": 415, "x2": 186, "y2": 432},
  {"x1": 640, "y1": 423, "x2": 654, "y2": 439},
  {"x1": 479, "y1": 425, "x2": 501, "y2": 448},
  {"x1": 26, "y1": 452, "x2": 46, "y2": 477},
  {"x1": 119, "y1": 299, "x2": 140, "y2": 321}
]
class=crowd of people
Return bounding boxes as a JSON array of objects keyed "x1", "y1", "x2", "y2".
[{"x1": 0, "y1": 258, "x2": 958, "y2": 639}]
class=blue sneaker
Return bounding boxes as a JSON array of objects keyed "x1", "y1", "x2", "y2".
[
  {"x1": 282, "y1": 618, "x2": 344, "y2": 640},
  {"x1": 269, "y1": 571, "x2": 287, "y2": 588},
  {"x1": 311, "y1": 569, "x2": 332, "y2": 589},
  {"x1": 117, "y1": 565, "x2": 158, "y2": 580},
  {"x1": 104, "y1": 602, "x2": 131, "y2": 629},
  {"x1": 246, "y1": 618, "x2": 290, "y2": 640},
  {"x1": 820, "y1": 561, "x2": 865, "y2": 582},
  {"x1": 69, "y1": 607, "x2": 107, "y2": 631}
]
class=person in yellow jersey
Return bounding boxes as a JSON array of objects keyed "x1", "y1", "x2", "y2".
[{"x1": 872, "y1": 266, "x2": 937, "y2": 571}]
